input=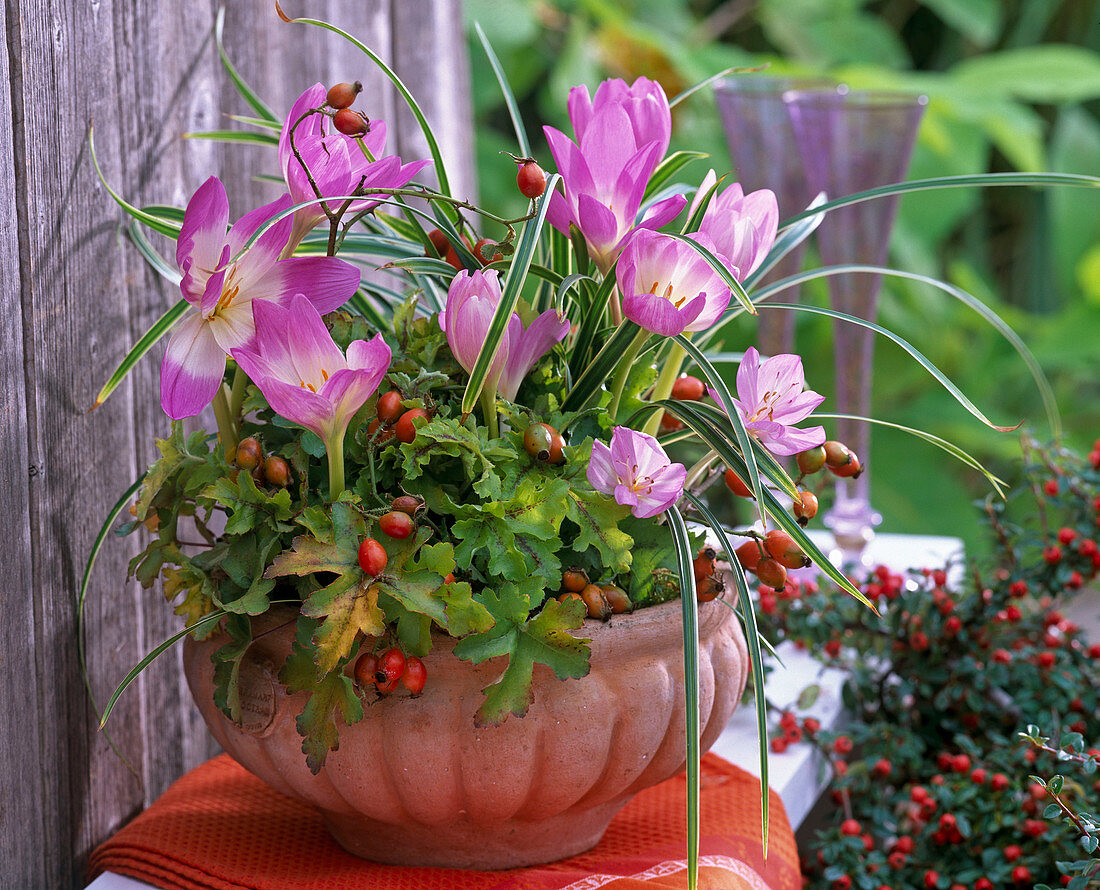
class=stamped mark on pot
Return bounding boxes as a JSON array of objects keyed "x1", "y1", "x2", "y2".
[{"x1": 238, "y1": 654, "x2": 278, "y2": 736}]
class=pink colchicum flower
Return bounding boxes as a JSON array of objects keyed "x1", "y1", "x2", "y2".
[
  {"x1": 161, "y1": 176, "x2": 361, "y2": 420},
  {"x1": 230, "y1": 295, "x2": 391, "y2": 449},
  {"x1": 568, "y1": 77, "x2": 672, "y2": 160},
  {"x1": 544, "y1": 77, "x2": 685, "y2": 271},
  {"x1": 688, "y1": 170, "x2": 779, "y2": 281},
  {"x1": 616, "y1": 228, "x2": 732, "y2": 337},
  {"x1": 587, "y1": 426, "x2": 687, "y2": 519},
  {"x1": 439, "y1": 269, "x2": 570, "y2": 401},
  {"x1": 279, "y1": 84, "x2": 431, "y2": 251},
  {"x1": 717, "y1": 347, "x2": 826, "y2": 457}
]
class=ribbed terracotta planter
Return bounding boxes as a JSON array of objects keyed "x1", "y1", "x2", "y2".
[{"x1": 184, "y1": 594, "x2": 749, "y2": 869}]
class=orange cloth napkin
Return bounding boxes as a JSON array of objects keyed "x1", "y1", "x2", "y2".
[{"x1": 89, "y1": 753, "x2": 799, "y2": 890}]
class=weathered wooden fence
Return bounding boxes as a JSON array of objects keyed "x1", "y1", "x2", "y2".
[{"x1": 0, "y1": 2, "x2": 474, "y2": 886}]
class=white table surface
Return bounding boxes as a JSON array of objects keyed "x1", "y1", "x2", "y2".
[{"x1": 88, "y1": 533, "x2": 963, "y2": 889}]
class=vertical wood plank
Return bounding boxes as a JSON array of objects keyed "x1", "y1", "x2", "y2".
[
  {"x1": 12, "y1": 0, "x2": 148, "y2": 883},
  {"x1": 0, "y1": 4, "x2": 50, "y2": 887},
  {"x1": 109, "y1": 0, "x2": 227, "y2": 805},
  {"x1": 2, "y1": 2, "x2": 476, "y2": 885},
  {"x1": 391, "y1": 0, "x2": 477, "y2": 201}
]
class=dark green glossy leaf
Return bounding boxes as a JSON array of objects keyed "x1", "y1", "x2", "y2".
[
  {"x1": 683, "y1": 492, "x2": 770, "y2": 853},
  {"x1": 281, "y1": 9, "x2": 453, "y2": 197},
  {"x1": 92, "y1": 299, "x2": 189, "y2": 409},
  {"x1": 215, "y1": 7, "x2": 279, "y2": 122},
  {"x1": 183, "y1": 129, "x2": 279, "y2": 146},
  {"x1": 779, "y1": 172, "x2": 1100, "y2": 231},
  {"x1": 747, "y1": 263, "x2": 1060, "y2": 437},
  {"x1": 666, "y1": 505, "x2": 701, "y2": 887},
  {"x1": 642, "y1": 150, "x2": 708, "y2": 204},
  {"x1": 474, "y1": 23, "x2": 531, "y2": 158}
]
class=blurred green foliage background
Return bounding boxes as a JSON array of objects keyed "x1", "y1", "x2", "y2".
[{"x1": 464, "y1": 0, "x2": 1100, "y2": 552}]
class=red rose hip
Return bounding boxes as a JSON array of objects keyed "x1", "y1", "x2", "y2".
[
  {"x1": 376, "y1": 390, "x2": 403, "y2": 424},
  {"x1": 375, "y1": 648, "x2": 407, "y2": 693},
  {"x1": 395, "y1": 408, "x2": 430, "y2": 443},
  {"x1": 671, "y1": 375, "x2": 706, "y2": 401},
  {"x1": 358, "y1": 537, "x2": 388, "y2": 576},
  {"x1": 353, "y1": 651, "x2": 378, "y2": 688},
  {"x1": 516, "y1": 160, "x2": 547, "y2": 199},
  {"x1": 333, "y1": 107, "x2": 368, "y2": 137},
  {"x1": 326, "y1": 80, "x2": 362, "y2": 109},
  {"x1": 402, "y1": 656, "x2": 427, "y2": 695},
  {"x1": 379, "y1": 510, "x2": 414, "y2": 539}
]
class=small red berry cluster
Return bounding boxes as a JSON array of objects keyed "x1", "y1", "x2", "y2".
[
  {"x1": 768, "y1": 711, "x2": 823, "y2": 755},
  {"x1": 353, "y1": 646, "x2": 426, "y2": 697},
  {"x1": 233, "y1": 436, "x2": 292, "y2": 488},
  {"x1": 555, "y1": 567, "x2": 631, "y2": 619},
  {"x1": 325, "y1": 81, "x2": 370, "y2": 137},
  {"x1": 365, "y1": 389, "x2": 432, "y2": 446}
]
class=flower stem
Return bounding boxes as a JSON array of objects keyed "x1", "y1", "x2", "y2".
[
  {"x1": 479, "y1": 386, "x2": 500, "y2": 440},
  {"x1": 607, "y1": 329, "x2": 649, "y2": 422},
  {"x1": 228, "y1": 366, "x2": 247, "y2": 433},
  {"x1": 327, "y1": 429, "x2": 346, "y2": 501},
  {"x1": 643, "y1": 340, "x2": 688, "y2": 437},
  {"x1": 212, "y1": 384, "x2": 239, "y2": 459}
]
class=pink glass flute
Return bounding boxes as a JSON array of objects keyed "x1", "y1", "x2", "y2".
[
  {"x1": 714, "y1": 76, "x2": 839, "y2": 358},
  {"x1": 784, "y1": 87, "x2": 927, "y2": 563}
]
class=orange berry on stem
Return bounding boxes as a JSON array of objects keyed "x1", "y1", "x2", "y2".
[
  {"x1": 796, "y1": 446, "x2": 827, "y2": 474},
  {"x1": 391, "y1": 494, "x2": 423, "y2": 515},
  {"x1": 376, "y1": 390, "x2": 403, "y2": 424},
  {"x1": 794, "y1": 490, "x2": 818, "y2": 525},
  {"x1": 333, "y1": 107, "x2": 368, "y2": 137},
  {"x1": 235, "y1": 436, "x2": 262, "y2": 471},
  {"x1": 764, "y1": 529, "x2": 809, "y2": 569},
  {"x1": 517, "y1": 160, "x2": 547, "y2": 199},
  {"x1": 671, "y1": 375, "x2": 706, "y2": 401},
  {"x1": 735, "y1": 540, "x2": 763, "y2": 571},
  {"x1": 326, "y1": 80, "x2": 362, "y2": 109},
  {"x1": 724, "y1": 468, "x2": 752, "y2": 498},
  {"x1": 562, "y1": 569, "x2": 589, "y2": 593},
  {"x1": 262, "y1": 455, "x2": 291, "y2": 487},
  {"x1": 822, "y1": 440, "x2": 852, "y2": 468},
  {"x1": 402, "y1": 656, "x2": 427, "y2": 695},
  {"x1": 395, "y1": 408, "x2": 430, "y2": 443},
  {"x1": 601, "y1": 584, "x2": 632, "y2": 613},
  {"x1": 379, "y1": 510, "x2": 414, "y2": 540},
  {"x1": 580, "y1": 583, "x2": 612, "y2": 620},
  {"x1": 755, "y1": 558, "x2": 788, "y2": 589},
  {"x1": 358, "y1": 538, "x2": 388, "y2": 576},
  {"x1": 353, "y1": 651, "x2": 378, "y2": 688},
  {"x1": 831, "y1": 453, "x2": 862, "y2": 478}
]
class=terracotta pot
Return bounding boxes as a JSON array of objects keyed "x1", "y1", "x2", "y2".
[{"x1": 184, "y1": 594, "x2": 749, "y2": 869}]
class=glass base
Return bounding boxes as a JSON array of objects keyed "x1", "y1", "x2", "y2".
[{"x1": 823, "y1": 498, "x2": 882, "y2": 567}]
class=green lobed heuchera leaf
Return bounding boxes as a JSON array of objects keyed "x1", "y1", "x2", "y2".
[
  {"x1": 280, "y1": 615, "x2": 365, "y2": 774},
  {"x1": 266, "y1": 500, "x2": 386, "y2": 673},
  {"x1": 453, "y1": 588, "x2": 590, "y2": 727}
]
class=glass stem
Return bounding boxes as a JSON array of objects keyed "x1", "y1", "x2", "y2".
[
  {"x1": 642, "y1": 340, "x2": 687, "y2": 437},
  {"x1": 212, "y1": 384, "x2": 239, "y2": 460}
]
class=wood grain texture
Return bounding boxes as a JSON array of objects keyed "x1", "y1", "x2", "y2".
[
  {"x1": 391, "y1": 0, "x2": 478, "y2": 200},
  {"x1": 0, "y1": 5, "x2": 50, "y2": 888},
  {"x1": 1, "y1": 1, "x2": 473, "y2": 885}
]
